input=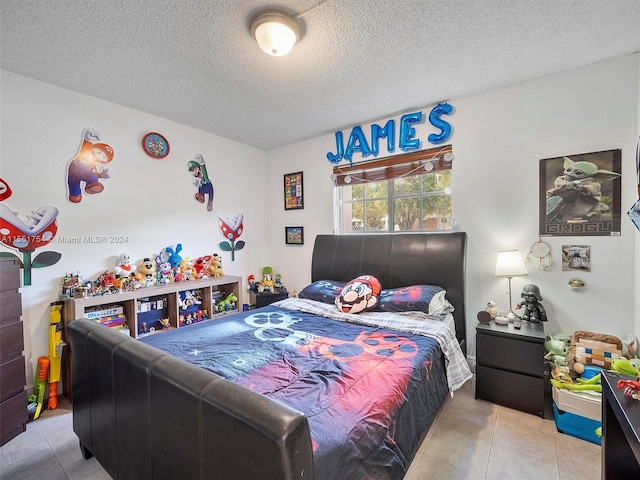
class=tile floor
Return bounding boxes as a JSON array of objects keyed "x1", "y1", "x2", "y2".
[{"x1": 1, "y1": 378, "x2": 601, "y2": 479}]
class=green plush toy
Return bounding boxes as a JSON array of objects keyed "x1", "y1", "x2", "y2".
[{"x1": 544, "y1": 334, "x2": 570, "y2": 366}]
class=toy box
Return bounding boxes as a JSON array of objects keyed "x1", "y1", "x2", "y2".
[{"x1": 552, "y1": 386, "x2": 602, "y2": 445}]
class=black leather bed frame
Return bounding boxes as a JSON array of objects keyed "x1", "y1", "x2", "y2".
[{"x1": 67, "y1": 232, "x2": 466, "y2": 479}]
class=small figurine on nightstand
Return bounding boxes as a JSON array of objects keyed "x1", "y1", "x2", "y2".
[
  {"x1": 485, "y1": 301, "x2": 498, "y2": 319},
  {"x1": 515, "y1": 284, "x2": 547, "y2": 323},
  {"x1": 274, "y1": 273, "x2": 287, "y2": 292}
]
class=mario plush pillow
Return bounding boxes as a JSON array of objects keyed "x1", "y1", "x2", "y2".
[
  {"x1": 298, "y1": 280, "x2": 346, "y2": 304},
  {"x1": 335, "y1": 275, "x2": 381, "y2": 314}
]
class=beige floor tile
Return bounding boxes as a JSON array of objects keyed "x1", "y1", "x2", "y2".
[
  {"x1": 485, "y1": 420, "x2": 560, "y2": 480},
  {"x1": 496, "y1": 404, "x2": 557, "y2": 435},
  {"x1": 408, "y1": 452, "x2": 485, "y2": 479},
  {"x1": 421, "y1": 405, "x2": 494, "y2": 477},
  {"x1": 554, "y1": 429, "x2": 601, "y2": 480}
]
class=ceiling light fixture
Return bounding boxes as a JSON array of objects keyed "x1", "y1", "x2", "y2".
[{"x1": 251, "y1": 11, "x2": 300, "y2": 57}]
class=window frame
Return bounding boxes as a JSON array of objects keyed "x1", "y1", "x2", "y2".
[{"x1": 333, "y1": 145, "x2": 453, "y2": 233}]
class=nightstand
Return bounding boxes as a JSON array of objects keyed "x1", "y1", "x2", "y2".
[
  {"x1": 475, "y1": 320, "x2": 550, "y2": 417},
  {"x1": 249, "y1": 290, "x2": 289, "y2": 308}
]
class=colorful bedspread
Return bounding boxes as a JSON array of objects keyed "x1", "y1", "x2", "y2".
[{"x1": 141, "y1": 298, "x2": 471, "y2": 480}]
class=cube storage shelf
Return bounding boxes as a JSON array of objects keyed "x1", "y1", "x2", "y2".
[{"x1": 62, "y1": 275, "x2": 242, "y2": 400}]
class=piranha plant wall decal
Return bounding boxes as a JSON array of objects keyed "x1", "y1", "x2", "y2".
[
  {"x1": 0, "y1": 178, "x2": 62, "y2": 285},
  {"x1": 218, "y1": 213, "x2": 244, "y2": 261}
]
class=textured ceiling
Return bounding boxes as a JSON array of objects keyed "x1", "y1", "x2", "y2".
[{"x1": 2, "y1": 1, "x2": 640, "y2": 151}]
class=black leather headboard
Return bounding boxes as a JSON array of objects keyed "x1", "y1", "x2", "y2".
[{"x1": 311, "y1": 232, "x2": 467, "y2": 353}]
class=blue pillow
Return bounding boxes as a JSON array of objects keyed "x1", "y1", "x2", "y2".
[
  {"x1": 376, "y1": 285, "x2": 446, "y2": 314},
  {"x1": 298, "y1": 280, "x2": 345, "y2": 304}
]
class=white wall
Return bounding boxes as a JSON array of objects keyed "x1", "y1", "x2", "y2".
[
  {"x1": 266, "y1": 54, "x2": 640, "y2": 357},
  {"x1": 3, "y1": 54, "x2": 639, "y2": 390},
  {"x1": 1, "y1": 71, "x2": 269, "y2": 386}
]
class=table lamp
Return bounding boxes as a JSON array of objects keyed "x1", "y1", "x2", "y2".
[{"x1": 495, "y1": 249, "x2": 528, "y2": 320}]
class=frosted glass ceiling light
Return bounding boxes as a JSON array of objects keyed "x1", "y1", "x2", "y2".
[{"x1": 251, "y1": 11, "x2": 300, "y2": 56}]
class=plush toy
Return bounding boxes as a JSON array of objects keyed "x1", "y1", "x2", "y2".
[
  {"x1": 180, "y1": 257, "x2": 196, "y2": 281},
  {"x1": 217, "y1": 292, "x2": 238, "y2": 312},
  {"x1": 261, "y1": 266, "x2": 275, "y2": 292},
  {"x1": 179, "y1": 290, "x2": 201, "y2": 310},
  {"x1": 544, "y1": 334, "x2": 570, "y2": 366},
  {"x1": 335, "y1": 275, "x2": 381, "y2": 314},
  {"x1": 114, "y1": 253, "x2": 136, "y2": 278},
  {"x1": 210, "y1": 254, "x2": 224, "y2": 277},
  {"x1": 135, "y1": 257, "x2": 156, "y2": 287},
  {"x1": 515, "y1": 284, "x2": 547, "y2": 322},
  {"x1": 166, "y1": 244, "x2": 183, "y2": 281}
]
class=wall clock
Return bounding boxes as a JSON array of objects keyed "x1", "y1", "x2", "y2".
[{"x1": 142, "y1": 132, "x2": 170, "y2": 159}]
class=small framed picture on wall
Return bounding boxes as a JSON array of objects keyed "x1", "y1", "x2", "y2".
[
  {"x1": 284, "y1": 171, "x2": 303, "y2": 210},
  {"x1": 285, "y1": 226, "x2": 304, "y2": 245}
]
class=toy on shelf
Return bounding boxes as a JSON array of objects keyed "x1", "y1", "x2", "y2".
[
  {"x1": 260, "y1": 266, "x2": 275, "y2": 293},
  {"x1": 179, "y1": 289, "x2": 202, "y2": 310},
  {"x1": 114, "y1": 253, "x2": 136, "y2": 278},
  {"x1": 247, "y1": 274, "x2": 257, "y2": 291},
  {"x1": 135, "y1": 257, "x2": 157, "y2": 287},
  {"x1": 515, "y1": 284, "x2": 547, "y2": 322},
  {"x1": 217, "y1": 292, "x2": 238, "y2": 312},
  {"x1": 210, "y1": 254, "x2": 223, "y2": 277},
  {"x1": 158, "y1": 261, "x2": 172, "y2": 284},
  {"x1": 179, "y1": 257, "x2": 196, "y2": 281},
  {"x1": 166, "y1": 244, "x2": 183, "y2": 281},
  {"x1": 275, "y1": 273, "x2": 287, "y2": 292}
]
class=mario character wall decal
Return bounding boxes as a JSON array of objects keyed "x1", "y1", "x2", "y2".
[
  {"x1": 66, "y1": 128, "x2": 114, "y2": 203},
  {"x1": 0, "y1": 178, "x2": 61, "y2": 286},
  {"x1": 188, "y1": 154, "x2": 214, "y2": 212}
]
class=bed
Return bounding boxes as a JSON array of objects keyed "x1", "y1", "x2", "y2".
[{"x1": 68, "y1": 232, "x2": 470, "y2": 480}]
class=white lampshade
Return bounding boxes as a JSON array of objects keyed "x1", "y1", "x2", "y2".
[
  {"x1": 251, "y1": 11, "x2": 300, "y2": 57},
  {"x1": 495, "y1": 250, "x2": 528, "y2": 277}
]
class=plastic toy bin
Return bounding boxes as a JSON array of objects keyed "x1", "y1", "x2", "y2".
[{"x1": 552, "y1": 386, "x2": 602, "y2": 445}]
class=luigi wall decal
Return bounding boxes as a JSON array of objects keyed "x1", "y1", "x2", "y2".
[
  {"x1": 66, "y1": 128, "x2": 114, "y2": 203},
  {"x1": 188, "y1": 154, "x2": 214, "y2": 212}
]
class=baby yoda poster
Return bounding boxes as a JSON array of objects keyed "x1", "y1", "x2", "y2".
[{"x1": 539, "y1": 149, "x2": 621, "y2": 236}]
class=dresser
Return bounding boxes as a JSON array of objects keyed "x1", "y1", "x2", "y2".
[
  {"x1": 0, "y1": 258, "x2": 28, "y2": 446},
  {"x1": 476, "y1": 321, "x2": 550, "y2": 417},
  {"x1": 249, "y1": 289, "x2": 289, "y2": 308}
]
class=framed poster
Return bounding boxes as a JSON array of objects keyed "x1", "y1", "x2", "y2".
[
  {"x1": 285, "y1": 226, "x2": 304, "y2": 245},
  {"x1": 539, "y1": 149, "x2": 621, "y2": 236},
  {"x1": 284, "y1": 171, "x2": 303, "y2": 210}
]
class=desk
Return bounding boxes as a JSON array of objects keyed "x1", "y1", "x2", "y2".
[{"x1": 601, "y1": 370, "x2": 640, "y2": 478}]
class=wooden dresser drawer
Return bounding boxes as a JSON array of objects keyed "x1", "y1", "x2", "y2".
[
  {"x1": 0, "y1": 261, "x2": 20, "y2": 291},
  {"x1": 0, "y1": 321, "x2": 24, "y2": 363},
  {"x1": 0, "y1": 290, "x2": 22, "y2": 323},
  {"x1": 0, "y1": 390, "x2": 28, "y2": 446},
  {"x1": 0, "y1": 356, "x2": 26, "y2": 402},
  {"x1": 476, "y1": 365, "x2": 544, "y2": 416},
  {"x1": 477, "y1": 330, "x2": 543, "y2": 377}
]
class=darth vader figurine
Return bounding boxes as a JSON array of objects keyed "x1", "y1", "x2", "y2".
[{"x1": 515, "y1": 284, "x2": 547, "y2": 322}]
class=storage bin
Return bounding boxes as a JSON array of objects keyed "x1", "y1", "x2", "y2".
[
  {"x1": 552, "y1": 397, "x2": 601, "y2": 445},
  {"x1": 552, "y1": 386, "x2": 601, "y2": 421}
]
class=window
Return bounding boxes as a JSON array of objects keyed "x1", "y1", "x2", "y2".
[{"x1": 333, "y1": 145, "x2": 453, "y2": 233}]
